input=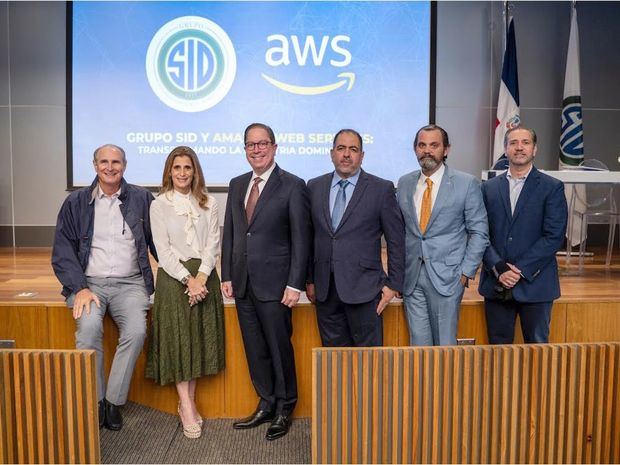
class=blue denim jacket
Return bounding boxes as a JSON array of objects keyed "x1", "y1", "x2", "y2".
[{"x1": 52, "y1": 177, "x2": 158, "y2": 298}]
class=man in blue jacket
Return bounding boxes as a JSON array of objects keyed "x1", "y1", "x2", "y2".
[
  {"x1": 479, "y1": 127, "x2": 567, "y2": 343},
  {"x1": 52, "y1": 144, "x2": 157, "y2": 430}
]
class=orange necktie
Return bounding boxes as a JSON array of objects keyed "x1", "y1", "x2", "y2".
[{"x1": 419, "y1": 178, "x2": 433, "y2": 233}]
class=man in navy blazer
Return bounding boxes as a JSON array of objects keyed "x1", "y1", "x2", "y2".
[
  {"x1": 221, "y1": 123, "x2": 311, "y2": 440},
  {"x1": 479, "y1": 127, "x2": 567, "y2": 343},
  {"x1": 306, "y1": 129, "x2": 405, "y2": 347},
  {"x1": 397, "y1": 125, "x2": 489, "y2": 346}
]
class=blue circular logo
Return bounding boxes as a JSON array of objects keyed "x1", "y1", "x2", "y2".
[{"x1": 146, "y1": 16, "x2": 236, "y2": 112}]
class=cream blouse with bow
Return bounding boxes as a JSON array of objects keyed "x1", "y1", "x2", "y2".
[{"x1": 150, "y1": 190, "x2": 220, "y2": 282}]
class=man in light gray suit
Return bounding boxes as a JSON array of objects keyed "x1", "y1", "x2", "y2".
[{"x1": 397, "y1": 125, "x2": 489, "y2": 346}]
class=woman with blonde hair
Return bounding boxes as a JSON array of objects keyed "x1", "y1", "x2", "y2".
[{"x1": 146, "y1": 146, "x2": 224, "y2": 438}]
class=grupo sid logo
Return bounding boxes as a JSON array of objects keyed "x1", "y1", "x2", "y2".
[{"x1": 146, "y1": 16, "x2": 236, "y2": 113}]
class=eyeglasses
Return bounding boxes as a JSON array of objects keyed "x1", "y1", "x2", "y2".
[{"x1": 244, "y1": 140, "x2": 272, "y2": 151}]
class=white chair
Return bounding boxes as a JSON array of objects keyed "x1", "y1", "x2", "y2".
[{"x1": 567, "y1": 159, "x2": 620, "y2": 271}]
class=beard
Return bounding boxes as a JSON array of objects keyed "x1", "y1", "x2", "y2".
[{"x1": 419, "y1": 156, "x2": 441, "y2": 171}]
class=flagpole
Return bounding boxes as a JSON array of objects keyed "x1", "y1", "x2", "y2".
[
  {"x1": 490, "y1": 1, "x2": 510, "y2": 168},
  {"x1": 505, "y1": 2, "x2": 510, "y2": 35},
  {"x1": 503, "y1": 1, "x2": 508, "y2": 49},
  {"x1": 492, "y1": 3, "x2": 520, "y2": 168}
]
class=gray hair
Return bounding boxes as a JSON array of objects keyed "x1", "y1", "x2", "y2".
[{"x1": 93, "y1": 144, "x2": 126, "y2": 163}]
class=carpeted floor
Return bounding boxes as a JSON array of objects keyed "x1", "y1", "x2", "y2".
[{"x1": 99, "y1": 402, "x2": 311, "y2": 464}]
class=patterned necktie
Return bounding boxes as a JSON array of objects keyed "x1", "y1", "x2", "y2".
[
  {"x1": 245, "y1": 177, "x2": 262, "y2": 222},
  {"x1": 419, "y1": 178, "x2": 433, "y2": 233},
  {"x1": 331, "y1": 179, "x2": 350, "y2": 230}
]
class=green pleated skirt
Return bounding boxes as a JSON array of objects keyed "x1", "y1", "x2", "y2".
[{"x1": 146, "y1": 259, "x2": 225, "y2": 385}]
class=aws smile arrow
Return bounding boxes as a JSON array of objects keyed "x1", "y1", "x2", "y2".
[{"x1": 261, "y1": 72, "x2": 356, "y2": 96}]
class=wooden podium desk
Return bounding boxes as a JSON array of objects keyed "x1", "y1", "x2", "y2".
[{"x1": 1, "y1": 248, "x2": 620, "y2": 418}]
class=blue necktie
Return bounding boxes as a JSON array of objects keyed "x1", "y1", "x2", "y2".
[{"x1": 331, "y1": 180, "x2": 350, "y2": 230}]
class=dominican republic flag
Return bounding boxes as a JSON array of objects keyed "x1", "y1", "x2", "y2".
[
  {"x1": 492, "y1": 16, "x2": 520, "y2": 168},
  {"x1": 560, "y1": 3, "x2": 586, "y2": 247}
]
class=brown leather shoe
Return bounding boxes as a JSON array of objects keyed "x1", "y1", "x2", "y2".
[{"x1": 232, "y1": 409, "x2": 274, "y2": 429}]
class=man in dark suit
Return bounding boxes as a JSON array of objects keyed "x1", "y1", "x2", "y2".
[
  {"x1": 479, "y1": 126, "x2": 568, "y2": 343},
  {"x1": 306, "y1": 129, "x2": 405, "y2": 346},
  {"x1": 221, "y1": 123, "x2": 311, "y2": 440}
]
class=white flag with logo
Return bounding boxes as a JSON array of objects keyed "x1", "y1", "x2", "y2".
[{"x1": 560, "y1": 4, "x2": 586, "y2": 247}]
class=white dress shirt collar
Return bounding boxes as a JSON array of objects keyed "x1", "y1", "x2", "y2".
[
  {"x1": 91, "y1": 184, "x2": 121, "y2": 202},
  {"x1": 251, "y1": 162, "x2": 276, "y2": 184},
  {"x1": 506, "y1": 165, "x2": 532, "y2": 181},
  {"x1": 420, "y1": 163, "x2": 446, "y2": 186}
]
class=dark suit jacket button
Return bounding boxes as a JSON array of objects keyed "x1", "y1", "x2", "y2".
[
  {"x1": 247, "y1": 233, "x2": 251, "y2": 237},
  {"x1": 422, "y1": 237, "x2": 425, "y2": 241},
  {"x1": 508, "y1": 236, "x2": 512, "y2": 242}
]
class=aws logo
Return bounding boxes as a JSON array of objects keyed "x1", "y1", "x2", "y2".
[
  {"x1": 146, "y1": 16, "x2": 236, "y2": 112},
  {"x1": 262, "y1": 35, "x2": 354, "y2": 96}
]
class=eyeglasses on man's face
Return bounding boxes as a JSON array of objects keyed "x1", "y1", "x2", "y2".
[{"x1": 244, "y1": 140, "x2": 273, "y2": 151}]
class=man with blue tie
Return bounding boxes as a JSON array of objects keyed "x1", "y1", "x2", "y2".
[
  {"x1": 479, "y1": 127, "x2": 567, "y2": 343},
  {"x1": 306, "y1": 129, "x2": 405, "y2": 347},
  {"x1": 397, "y1": 125, "x2": 489, "y2": 346}
]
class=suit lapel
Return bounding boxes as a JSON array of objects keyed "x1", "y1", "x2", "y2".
[
  {"x1": 498, "y1": 173, "x2": 512, "y2": 219},
  {"x1": 238, "y1": 172, "x2": 252, "y2": 228},
  {"x1": 425, "y1": 165, "x2": 451, "y2": 232},
  {"x1": 248, "y1": 164, "x2": 281, "y2": 227},
  {"x1": 319, "y1": 174, "x2": 334, "y2": 232},
  {"x1": 511, "y1": 167, "x2": 540, "y2": 224},
  {"x1": 336, "y1": 170, "x2": 369, "y2": 231},
  {"x1": 404, "y1": 171, "x2": 422, "y2": 233}
]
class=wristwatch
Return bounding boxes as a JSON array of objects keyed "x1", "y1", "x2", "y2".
[{"x1": 181, "y1": 275, "x2": 190, "y2": 285}]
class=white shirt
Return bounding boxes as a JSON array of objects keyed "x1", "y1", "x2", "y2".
[
  {"x1": 244, "y1": 162, "x2": 276, "y2": 207},
  {"x1": 414, "y1": 163, "x2": 446, "y2": 223},
  {"x1": 506, "y1": 166, "x2": 532, "y2": 214},
  {"x1": 85, "y1": 185, "x2": 140, "y2": 278},
  {"x1": 150, "y1": 190, "x2": 220, "y2": 282}
]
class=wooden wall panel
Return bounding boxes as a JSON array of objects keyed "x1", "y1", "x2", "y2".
[
  {"x1": 292, "y1": 306, "x2": 322, "y2": 416},
  {"x1": 1, "y1": 300, "x2": 619, "y2": 420},
  {"x1": 457, "y1": 303, "x2": 488, "y2": 344},
  {"x1": 47, "y1": 305, "x2": 77, "y2": 350},
  {"x1": 0, "y1": 306, "x2": 49, "y2": 348},
  {"x1": 565, "y1": 302, "x2": 620, "y2": 342},
  {"x1": 312, "y1": 344, "x2": 620, "y2": 464},
  {"x1": 0, "y1": 350, "x2": 100, "y2": 464}
]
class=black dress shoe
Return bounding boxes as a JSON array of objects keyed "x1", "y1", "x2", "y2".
[
  {"x1": 233, "y1": 409, "x2": 274, "y2": 429},
  {"x1": 98, "y1": 400, "x2": 105, "y2": 428},
  {"x1": 266, "y1": 415, "x2": 290, "y2": 440},
  {"x1": 104, "y1": 401, "x2": 123, "y2": 431}
]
